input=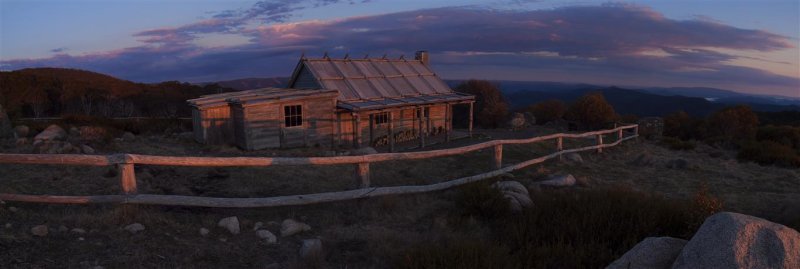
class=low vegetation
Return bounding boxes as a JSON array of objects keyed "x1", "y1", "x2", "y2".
[
  {"x1": 661, "y1": 106, "x2": 800, "y2": 168},
  {"x1": 399, "y1": 184, "x2": 721, "y2": 269}
]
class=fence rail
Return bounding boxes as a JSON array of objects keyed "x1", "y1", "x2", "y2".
[{"x1": 0, "y1": 124, "x2": 639, "y2": 207}]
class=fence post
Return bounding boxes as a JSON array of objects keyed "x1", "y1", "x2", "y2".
[
  {"x1": 596, "y1": 134, "x2": 604, "y2": 153},
  {"x1": 556, "y1": 136, "x2": 564, "y2": 161},
  {"x1": 356, "y1": 162, "x2": 370, "y2": 188},
  {"x1": 493, "y1": 144, "x2": 503, "y2": 169},
  {"x1": 618, "y1": 128, "x2": 623, "y2": 141},
  {"x1": 118, "y1": 154, "x2": 137, "y2": 194}
]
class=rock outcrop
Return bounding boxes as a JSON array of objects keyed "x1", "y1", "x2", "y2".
[
  {"x1": 672, "y1": 212, "x2": 800, "y2": 269},
  {"x1": 492, "y1": 181, "x2": 533, "y2": 212}
]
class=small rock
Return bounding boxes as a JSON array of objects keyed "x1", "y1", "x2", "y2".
[
  {"x1": 299, "y1": 239, "x2": 323, "y2": 258},
  {"x1": 8, "y1": 206, "x2": 18, "y2": 212},
  {"x1": 34, "y1": 125, "x2": 67, "y2": 141},
  {"x1": 606, "y1": 237, "x2": 687, "y2": 269},
  {"x1": 253, "y1": 222, "x2": 264, "y2": 231},
  {"x1": 14, "y1": 125, "x2": 30, "y2": 138},
  {"x1": 121, "y1": 132, "x2": 136, "y2": 141},
  {"x1": 563, "y1": 153, "x2": 583, "y2": 164},
  {"x1": 69, "y1": 127, "x2": 80, "y2": 137},
  {"x1": 217, "y1": 216, "x2": 240, "y2": 235},
  {"x1": 58, "y1": 225, "x2": 68, "y2": 232},
  {"x1": 77, "y1": 237, "x2": 85, "y2": 241},
  {"x1": 264, "y1": 263, "x2": 281, "y2": 269},
  {"x1": 80, "y1": 144, "x2": 95, "y2": 154},
  {"x1": 492, "y1": 181, "x2": 528, "y2": 196},
  {"x1": 280, "y1": 219, "x2": 311, "y2": 237},
  {"x1": 218, "y1": 237, "x2": 227, "y2": 242},
  {"x1": 256, "y1": 230, "x2": 278, "y2": 244},
  {"x1": 509, "y1": 113, "x2": 526, "y2": 131},
  {"x1": 124, "y1": 223, "x2": 145, "y2": 234},
  {"x1": 71, "y1": 228, "x2": 87, "y2": 234},
  {"x1": 199, "y1": 227, "x2": 210, "y2": 236},
  {"x1": 4, "y1": 223, "x2": 11, "y2": 229},
  {"x1": 31, "y1": 225, "x2": 49, "y2": 236},
  {"x1": 537, "y1": 174, "x2": 576, "y2": 187},
  {"x1": 78, "y1": 126, "x2": 108, "y2": 141}
]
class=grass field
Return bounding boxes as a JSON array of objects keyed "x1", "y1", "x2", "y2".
[{"x1": 1, "y1": 126, "x2": 798, "y2": 268}]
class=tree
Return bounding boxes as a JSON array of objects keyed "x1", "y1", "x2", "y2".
[
  {"x1": 455, "y1": 80, "x2": 509, "y2": 129},
  {"x1": 564, "y1": 92, "x2": 617, "y2": 130},
  {"x1": 706, "y1": 105, "x2": 759, "y2": 145},
  {"x1": 664, "y1": 110, "x2": 705, "y2": 140},
  {"x1": 527, "y1": 99, "x2": 566, "y2": 125}
]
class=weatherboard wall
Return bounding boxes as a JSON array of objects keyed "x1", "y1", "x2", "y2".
[{"x1": 233, "y1": 96, "x2": 337, "y2": 150}]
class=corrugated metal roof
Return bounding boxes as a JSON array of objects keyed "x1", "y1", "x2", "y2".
[
  {"x1": 188, "y1": 88, "x2": 337, "y2": 108},
  {"x1": 294, "y1": 58, "x2": 465, "y2": 104},
  {"x1": 337, "y1": 92, "x2": 474, "y2": 111}
]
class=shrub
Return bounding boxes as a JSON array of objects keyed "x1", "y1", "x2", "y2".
[
  {"x1": 400, "y1": 187, "x2": 715, "y2": 269},
  {"x1": 660, "y1": 137, "x2": 696, "y2": 150},
  {"x1": 706, "y1": 105, "x2": 759, "y2": 146},
  {"x1": 453, "y1": 181, "x2": 510, "y2": 220},
  {"x1": 756, "y1": 125, "x2": 800, "y2": 151},
  {"x1": 564, "y1": 92, "x2": 617, "y2": 130},
  {"x1": 663, "y1": 111, "x2": 706, "y2": 140},
  {"x1": 527, "y1": 99, "x2": 566, "y2": 125},
  {"x1": 737, "y1": 140, "x2": 800, "y2": 167},
  {"x1": 454, "y1": 80, "x2": 509, "y2": 129}
]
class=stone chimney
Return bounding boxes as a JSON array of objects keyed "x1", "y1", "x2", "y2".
[{"x1": 415, "y1": 50, "x2": 429, "y2": 65}]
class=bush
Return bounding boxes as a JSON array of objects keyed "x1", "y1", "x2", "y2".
[
  {"x1": 737, "y1": 140, "x2": 800, "y2": 167},
  {"x1": 756, "y1": 125, "x2": 800, "y2": 151},
  {"x1": 498, "y1": 188, "x2": 707, "y2": 268},
  {"x1": 706, "y1": 105, "x2": 759, "y2": 146},
  {"x1": 564, "y1": 92, "x2": 617, "y2": 130},
  {"x1": 660, "y1": 137, "x2": 696, "y2": 150},
  {"x1": 453, "y1": 181, "x2": 510, "y2": 220},
  {"x1": 400, "y1": 187, "x2": 717, "y2": 269},
  {"x1": 663, "y1": 111, "x2": 705, "y2": 140},
  {"x1": 454, "y1": 80, "x2": 509, "y2": 129},
  {"x1": 527, "y1": 99, "x2": 566, "y2": 125}
]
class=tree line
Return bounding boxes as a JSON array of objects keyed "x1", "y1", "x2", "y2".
[{"x1": 0, "y1": 68, "x2": 232, "y2": 119}]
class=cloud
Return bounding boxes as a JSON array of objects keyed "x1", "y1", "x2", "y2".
[
  {"x1": 50, "y1": 47, "x2": 68, "y2": 53},
  {"x1": 2, "y1": 4, "x2": 798, "y2": 96}
]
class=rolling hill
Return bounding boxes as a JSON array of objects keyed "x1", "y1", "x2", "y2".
[{"x1": 0, "y1": 68, "x2": 233, "y2": 118}]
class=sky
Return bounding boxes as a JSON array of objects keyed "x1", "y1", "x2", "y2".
[{"x1": 1, "y1": 0, "x2": 798, "y2": 97}]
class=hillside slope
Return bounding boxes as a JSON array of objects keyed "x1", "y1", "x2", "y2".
[{"x1": 0, "y1": 68, "x2": 232, "y2": 118}]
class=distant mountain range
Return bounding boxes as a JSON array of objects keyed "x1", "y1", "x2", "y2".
[
  {"x1": 2, "y1": 68, "x2": 796, "y2": 119},
  {"x1": 199, "y1": 77, "x2": 799, "y2": 116}
]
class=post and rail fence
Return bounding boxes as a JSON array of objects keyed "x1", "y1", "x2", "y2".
[{"x1": 0, "y1": 124, "x2": 639, "y2": 208}]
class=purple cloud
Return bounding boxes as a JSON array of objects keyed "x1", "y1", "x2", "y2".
[{"x1": 2, "y1": 4, "x2": 798, "y2": 96}]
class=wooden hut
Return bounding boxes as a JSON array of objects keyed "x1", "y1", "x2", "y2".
[
  {"x1": 188, "y1": 51, "x2": 475, "y2": 151},
  {"x1": 188, "y1": 88, "x2": 338, "y2": 150},
  {"x1": 288, "y1": 51, "x2": 475, "y2": 150}
]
